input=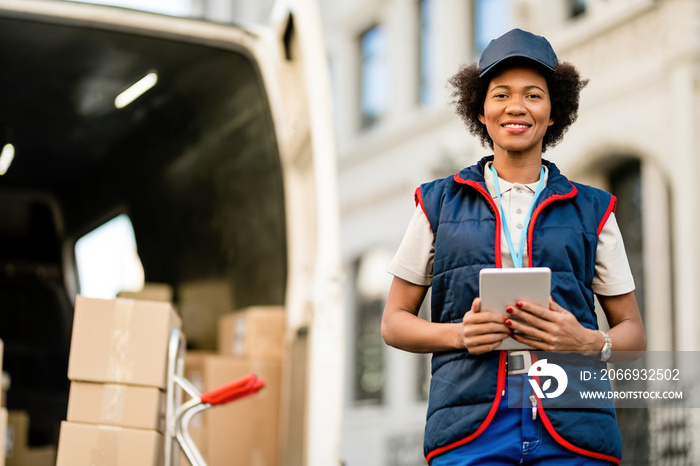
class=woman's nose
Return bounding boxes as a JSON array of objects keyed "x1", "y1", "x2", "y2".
[{"x1": 506, "y1": 95, "x2": 526, "y2": 114}]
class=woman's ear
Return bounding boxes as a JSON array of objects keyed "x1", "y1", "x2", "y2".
[{"x1": 478, "y1": 114, "x2": 486, "y2": 125}]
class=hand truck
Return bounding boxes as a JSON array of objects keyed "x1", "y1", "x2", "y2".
[{"x1": 164, "y1": 328, "x2": 265, "y2": 466}]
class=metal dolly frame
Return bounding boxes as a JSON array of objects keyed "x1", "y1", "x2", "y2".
[{"x1": 164, "y1": 329, "x2": 265, "y2": 466}]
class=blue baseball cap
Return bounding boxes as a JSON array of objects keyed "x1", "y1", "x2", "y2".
[{"x1": 478, "y1": 28, "x2": 558, "y2": 78}]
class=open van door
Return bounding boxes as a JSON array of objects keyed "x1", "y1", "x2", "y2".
[{"x1": 0, "y1": 0, "x2": 343, "y2": 464}]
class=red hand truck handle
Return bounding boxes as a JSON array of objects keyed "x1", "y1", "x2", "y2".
[{"x1": 200, "y1": 372, "x2": 265, "y2": 406}]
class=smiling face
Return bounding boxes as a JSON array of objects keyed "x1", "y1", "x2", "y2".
[{"x1": 479, "y1": 66, "x2": 554, "y2": 160}]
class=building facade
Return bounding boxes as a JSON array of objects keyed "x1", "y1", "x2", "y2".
[{"x1": 319, "y1": 0, "x2": 700, "y2": 464}]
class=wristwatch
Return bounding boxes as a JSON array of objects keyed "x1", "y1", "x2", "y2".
[{"x1": 599, "y1": 330, "x2": 612, "y2": 362}]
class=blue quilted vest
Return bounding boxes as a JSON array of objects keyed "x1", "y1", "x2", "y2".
[{"x1": 418, "y1": 156, "x2": 622, "y2": 464}]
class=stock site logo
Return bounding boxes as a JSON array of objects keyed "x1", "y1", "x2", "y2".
[{"x1": 528, "y1": 359, "x2": 568, "y2": 399}]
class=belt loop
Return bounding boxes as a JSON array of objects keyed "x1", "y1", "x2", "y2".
[{"x1": 507, "y1": 350, "x2": 533, "y2": 375}]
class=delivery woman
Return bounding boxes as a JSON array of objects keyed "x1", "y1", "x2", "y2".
[{"x1": 381, "y1": 28, "x2": 646, "y2": 465}]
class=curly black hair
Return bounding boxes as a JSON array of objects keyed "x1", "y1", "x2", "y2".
[{"x1": 447, "y1": 61, "x2": 589, "y2": 153}]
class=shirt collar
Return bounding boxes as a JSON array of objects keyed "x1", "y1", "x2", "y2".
[{"x1": 484, "y1": 161, "x2": 550, "y2": 198}]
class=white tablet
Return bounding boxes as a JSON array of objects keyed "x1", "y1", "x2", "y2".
[{"x1": 479, "y1": 267, "x2": 551, "y2": 350}]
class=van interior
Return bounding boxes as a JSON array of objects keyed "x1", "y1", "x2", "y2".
[{"x1": 0, "y1": 11, "x2": 287, "y2": 447}]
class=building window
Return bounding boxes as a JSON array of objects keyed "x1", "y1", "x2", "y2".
[
  {"x1": 608, "y1": 159, "x2": 650, "y2": 465},
  {"x1": 359, "y1": 25, "x2": 388, "y2": 129},
  {"x1": 473, "y1": 0, "x2": 510, "y2": 56},
  {"x1": 354, "y1": 296, "x2": 385, "y2": 404},
  {"x1": 418, "y1": 0, "x2": 435, "y2": 106},
  {"x1": 570, "y1": 0, "x2": 590, "y2": 18},
  {"x1": 352, "y1": 249, "x2": 393, "y2": 404},
  {"x1": 609, "y1": 160, "x2": 645, "y2": 316}
]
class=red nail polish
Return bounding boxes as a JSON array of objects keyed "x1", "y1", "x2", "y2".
[
  {"x1": 505, "y1": 319, "x2": 512, "y2": 326},
  {"x1": 516, "y1": 301, "x2": 523, "y2": 308},
  {"x1": 506, "y1": 307, "x2": 513, "y2": 314}
]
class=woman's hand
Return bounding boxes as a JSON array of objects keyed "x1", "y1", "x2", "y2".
[
  {"x1": 461, "y1": 297, "x2": 512, "y2": 354},
  {"x1": 505, "y1": 297, "x2": 601, "y2": 352}
]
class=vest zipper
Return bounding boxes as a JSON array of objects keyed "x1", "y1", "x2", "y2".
[{"x1": 529, "y1": 394, "x2": 537, "y2": 420}]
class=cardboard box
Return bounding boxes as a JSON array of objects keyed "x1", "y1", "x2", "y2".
[
  {"x1": 67, "y1": 382, "x2": 165, "y2": 432},
  {"x1": 67, "y1": 295, "x2": 181, "y2": 388},
  {"x1": 183, "y1": 352, "x2": 281, "y2": 466},
  {"x1": 117, "y1": 283, "x2": 173, "y2": 303},
  {"x1": 5, "y1": 411, "x2": 28, "y2": 463},
  {"x1": 56, "y1": 422, "x2": 162, "y2": 466},
  {"x1": 0, "y1": 408, "x2": 6, "y2": 466},
  {"x1": 1, "y1": 372, "x2": 8, "y2": 408},
  {"x1": 0, "y1": 339, "x2": 4, "y2": 408},
  {"x1": 5, "y1": 411, "x2": 56, "y2": 466},
  {"x1": 218, "y1": 307, "x2": 286, "y2": 360},
  {"x1": 6, "y1": 446, "x2": 55, "y2": 466},
  {"x1": 179, "y1": 279, "x2": 233, "y2": 350}
]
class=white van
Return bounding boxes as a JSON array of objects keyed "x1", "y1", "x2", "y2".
[{"x1": 0, "y1": 1, "x2": 343, "y2": 464}]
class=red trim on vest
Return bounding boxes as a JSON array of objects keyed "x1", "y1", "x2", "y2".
[
  {"x1": 529, "y1": 353, "x2": 622, "y2": 465},
  {"x1": 454, "y1": 174, "x2": 503, "y2": 268},
  {"x1": 415, "y1": 186, "x2": 428, "y2": 219},
  {"x1": 527, "y1": 182, "x2": 578, "y2": 267},
  {"x1": 426, "y1": 351, "x2": 508, "y2": 465},
  {"x1": 597, "y1": 195, "x2": 617, "y2": 236}
]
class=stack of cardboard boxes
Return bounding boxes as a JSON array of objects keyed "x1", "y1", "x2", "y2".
[
  {"x1": 184, "y1": 306, "x2": 286, "y2": 466},
  {"x1": 52, "y1": 289, "x2": 286, "y2": 465},
  {"x1": 56, "y1": 295, "x2": 181, "y2": 466}
]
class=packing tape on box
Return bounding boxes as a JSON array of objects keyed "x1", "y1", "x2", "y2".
[
  {"x1": 233, "y1": 317, "x2": 247, "y2": 355},
  {"x1": 101, "y1": 384, "x2": 126, "y2": 424},
  {"x1": 109, "y1": 299, "x2": 135, "y2": 383},
  {"x1": 93, "y1": 425, "x2": 119, "y2": 466}
]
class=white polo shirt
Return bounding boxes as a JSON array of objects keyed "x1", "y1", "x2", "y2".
[{"x1": 388, "y1": 163, "x2": 635, "y2": 297}]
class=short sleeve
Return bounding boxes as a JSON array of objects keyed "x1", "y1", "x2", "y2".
[
  {"x1": 592, "y1": 212, "x2": 636, "y2": 296},
  {"x1": 387, "y1": 206, "x2": 435, "y2": 286}
]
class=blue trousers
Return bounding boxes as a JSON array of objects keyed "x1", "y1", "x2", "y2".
[{"x1": 430, "y1": 375, "x2": 614, "y2": 465}]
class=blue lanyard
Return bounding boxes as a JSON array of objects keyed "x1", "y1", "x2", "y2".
[{"x1": 489, "y1": 165, "x2": 546, "y2": 268}]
